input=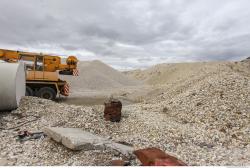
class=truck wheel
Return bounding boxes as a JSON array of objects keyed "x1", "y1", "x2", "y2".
[
  {"x1": 37, "y1": 87, "x2": 56, "y2": 100},
  {"x1": 25, "y1": 86, "x2": 34, "y2": 96}
]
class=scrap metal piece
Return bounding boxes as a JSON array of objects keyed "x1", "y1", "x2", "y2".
[
  {"x1": 134, "y1": 147, "x2": 187, "y2": 166},
  {"x1": 16, "y1": 131, "x2": 46, "y2": 142}
]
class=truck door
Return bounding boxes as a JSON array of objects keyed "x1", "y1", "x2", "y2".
[
  {"x1": 20, "y1": 55, "x2": 36, "y2": 80},
  {"x1": 34, "y1": 55, "x2": 45, "y2": 80}
]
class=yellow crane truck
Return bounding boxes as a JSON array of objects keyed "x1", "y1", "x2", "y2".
[{"x1": 0, "y1": 48, "x2": 78, "y2": 100}]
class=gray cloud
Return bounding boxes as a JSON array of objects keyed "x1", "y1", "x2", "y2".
[{"x1": 0, "y1": 0, "x2": 249, "y2": 69}]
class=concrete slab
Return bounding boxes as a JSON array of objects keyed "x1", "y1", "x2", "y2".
[
  {"x1": 0, "y1": 62, "x2": 25, "y2": 111},
  {"x1": 44, "y1": 127, "x2": 134, "y2": 157},
  {"x1": 44, "y1": 127, "x2": 107, "y2": 150},
  {"x1": 105, "y1": 141, "x2": 134, "y2": 157}
]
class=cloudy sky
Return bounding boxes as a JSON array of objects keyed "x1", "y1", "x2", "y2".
[{"x1": 0, "y1": 0, "x2": 249, "y2": 69}]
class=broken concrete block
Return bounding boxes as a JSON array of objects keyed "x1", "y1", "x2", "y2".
[
  {"x1": 44, "y1": 127, "x2": 107, "y2": 150},
  {"x1": 105, "y1": 141, "x2": 134, "y2": 157},
  {"x1": 44, "y1": 127, "x2": 62, "y2": 142},
  {"x1": 44, "y1": 127, "x2": 134, "y2": 157}
]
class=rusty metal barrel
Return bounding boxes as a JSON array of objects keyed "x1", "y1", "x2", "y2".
[{"x1": 104, "y1": 99, "x2": 122, "y2": 122}]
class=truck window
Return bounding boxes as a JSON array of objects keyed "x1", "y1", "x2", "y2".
[
  {"x1": 19, "y1": 55, "x2": 35, "y2": 71},
  {"x1": 35, "y1": 56, "x2": 44, "y2": 71}
]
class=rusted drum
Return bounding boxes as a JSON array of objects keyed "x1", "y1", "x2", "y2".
[{"x1": 104, "y1": 99, "x2": 122, "y2": 122}]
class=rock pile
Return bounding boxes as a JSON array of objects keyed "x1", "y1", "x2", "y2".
[
  {"x1": 126, "y1": 61, "x2": 250, "y2": 165},
  {"x1": 61, "y1": 60, "x2": 140, "y2": 91},
  {"x1": 0, "y1": 61, "x2": 249, "y2": 166}
]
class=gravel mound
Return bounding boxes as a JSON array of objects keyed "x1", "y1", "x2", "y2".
[
  {"x1": 131, "y1": 62, "x2": 250, "y2": 165},
  {"x1": 61, "y1": 60, "x2": 140, "y2": 91},
  {"x1": 0, "y1": 97, "x2": 117, "y2": 166},
  {"x1": 0, "y1": 61, "x2": 249, "y2": 166},
  {"x1": 124, "y1": 62, "x2": 227, "y2": 85}
]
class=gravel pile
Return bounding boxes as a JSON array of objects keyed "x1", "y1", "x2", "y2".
[
  {"x1": 123, "y1": 62, "x2": 220, "y2": 85},
  {"x1": 131, "y1": 62, "x2": 250, "y2": 165},
  {"x1": 0, "y1": 61, "x2": 249, "y2": 166},
  {"x1": 0, "y1": 97, "x2": 120, "y2": 166},
  {"x1": 61, "y1": 60, "x2": 140, "y2": 91}
]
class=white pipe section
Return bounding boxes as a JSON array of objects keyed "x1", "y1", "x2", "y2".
[{"x1": 0, "y1": 61, "x2": 26, "y2": 111}]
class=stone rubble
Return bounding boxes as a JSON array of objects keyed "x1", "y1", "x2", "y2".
[{"x1": 0, "y1": 61, "x2": 249, "y2": 166}]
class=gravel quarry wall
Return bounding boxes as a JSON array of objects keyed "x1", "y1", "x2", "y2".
[{"x1": 0, "y1": 60, "x2": 249, "y2": 166}]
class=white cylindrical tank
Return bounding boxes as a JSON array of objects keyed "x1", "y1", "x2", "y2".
[{"x1": 0, "y1": 61, "x2": 26, "y2": 111}]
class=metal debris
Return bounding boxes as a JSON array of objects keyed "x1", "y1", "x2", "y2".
[
  {"x1": 134, "y1": 147, "x2": 187, "y2": 166},
  {"x1": 16, "y1": 131, "x2": 46, "y2": 142}
]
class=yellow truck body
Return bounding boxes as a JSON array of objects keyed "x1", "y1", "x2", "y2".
[{"x1": 0, "y1": 48, "x2": 78, "y2": 100}]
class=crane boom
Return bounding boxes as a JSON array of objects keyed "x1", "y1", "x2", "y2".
[{"x1": 0, "y1": 48, "x2": 78, "y2": 74}]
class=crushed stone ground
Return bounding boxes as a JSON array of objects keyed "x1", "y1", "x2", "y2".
[{"x1": 0, "y1": 60, "x2": 249, "y2": 166}]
